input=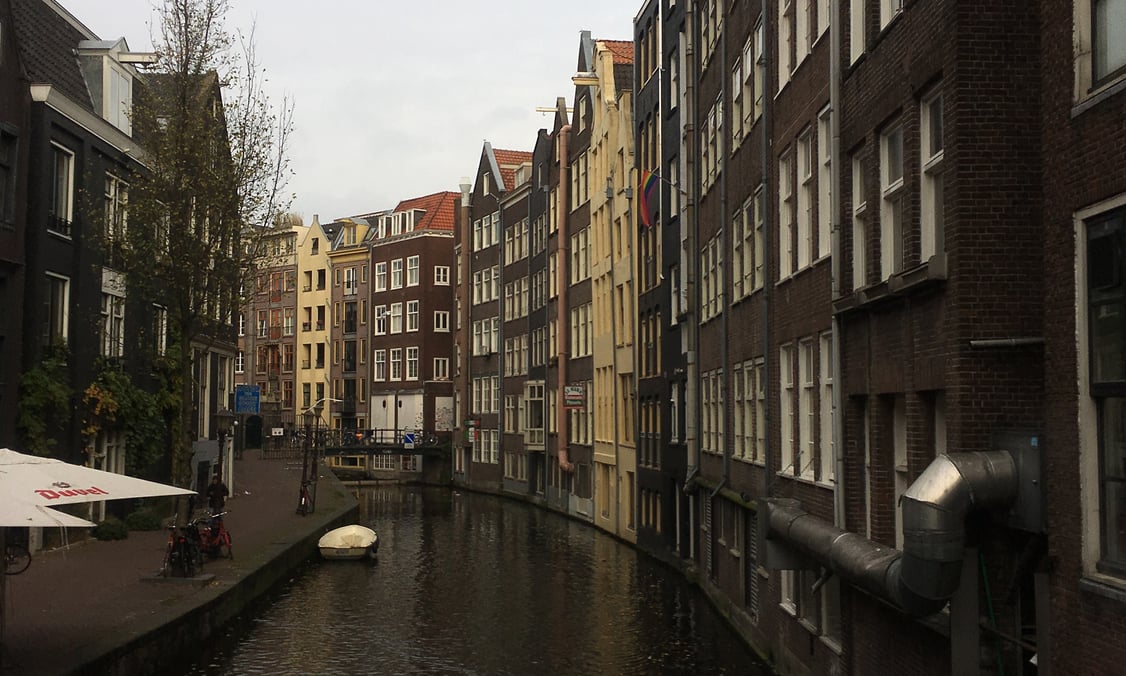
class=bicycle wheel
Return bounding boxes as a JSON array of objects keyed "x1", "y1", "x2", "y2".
[
  {"x1": 180, "y1": 544, "x2": 196, "y2": 578},
  {"x1": 223, "y1": 533, "x2": 234, "y2": 560},
  {"x1": 5, "y1": 543, "x2": 31, "y2": 575}
]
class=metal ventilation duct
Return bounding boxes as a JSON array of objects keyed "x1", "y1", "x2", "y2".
[{"x1": 766, "y1": 451, "x2": 1019, "y2": 616}]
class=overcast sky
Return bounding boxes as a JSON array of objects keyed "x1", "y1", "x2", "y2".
[{"x1": 61, "y1": 0, "x2": 634, "y2": 223}]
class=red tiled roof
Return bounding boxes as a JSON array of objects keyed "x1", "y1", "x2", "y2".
[
  {"x1": 492, "y1": 149, "x2": 533, "y2": 191},
  {"x1": 600, "y1": 40, "x2": 634, "y2": 65},
  {"x1": 393, "y1": 191, "x2": 459, "y2": 231}
]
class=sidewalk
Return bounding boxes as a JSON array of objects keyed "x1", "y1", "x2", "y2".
[{"x1": 1, "y1": 451, "x2": 358, "y2": 675}]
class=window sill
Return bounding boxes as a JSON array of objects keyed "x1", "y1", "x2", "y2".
[
  {"x1": 820, "y1": 636, "x2": 843, "y2": 655},
  {"x1": 797, "y1": 618, "x2": 820, "y2": 635},
  {"x1": 775, "y1": 471, "x2": 830, "y2": 491},
  {"x1": 1080, "y1": 573, "x2": 1126, "y2": 603},
  {"x1": 780, "y1": 601, "x2": 798, "y2": 617},
  {"x1": 1073, "y1": 75, "x2": 1126, "y2": 118}
]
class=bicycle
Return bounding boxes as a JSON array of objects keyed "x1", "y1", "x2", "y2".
[
  {"x1": 159, "y1": 515, "x2": 204, "y2": 578},
  {"x1": 5, "y1": 542, "x2": 31, "y2": 575},
  {"x1": 196, "y1": 511, "x2": 234, "y2": 560}
]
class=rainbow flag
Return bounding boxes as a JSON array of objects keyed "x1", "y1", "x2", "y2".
[{"x1": 640, "y1": 170, "x2": 659, "y2": 228}]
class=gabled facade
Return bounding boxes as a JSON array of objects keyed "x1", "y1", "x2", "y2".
[
  {"x1": 453, "y1": 142, "x2": 532, "y2": 491},
  {"x1": 326, "y1": 217, "x2": 372, "y2": 430},
  {"x1": 586, "y1": 37, "x2": 637, "y2": 543},
  {"x1": 293, "y1": 217, "x2": 332, "y2": 416}
]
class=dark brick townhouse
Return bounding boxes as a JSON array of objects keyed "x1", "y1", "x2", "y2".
[
  {"x1": 454, "y1": 143, "x2": 532, "y2": 491},
  {"x1": 1040, "y1": 0, "x2": 1126, "y2": 674},
  {"x1": 362, "y1": 191, "x2": 457, "y2": 448},
  {"x1": 0, "y1": 0, "x2": 29, "y2": 447}
]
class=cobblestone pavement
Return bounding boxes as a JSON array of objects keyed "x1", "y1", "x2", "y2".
[{"x1": 1, "y1": 451, "x2": 356, "y2": 675}]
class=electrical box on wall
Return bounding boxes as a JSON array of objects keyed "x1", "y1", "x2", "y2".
[{"x1": 992, "y1": 429, "x2": 1044, "y2": 533}]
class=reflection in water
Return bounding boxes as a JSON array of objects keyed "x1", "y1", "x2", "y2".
[{"x1": 190, "y1": 486, "x2": 769, "y2": 675}]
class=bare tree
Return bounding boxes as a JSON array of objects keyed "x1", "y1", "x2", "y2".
[{"x1": 122, "y1": 0, "x2": 294, "y2": 484}]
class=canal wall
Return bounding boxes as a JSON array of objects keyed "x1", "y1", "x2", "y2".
[
  {"x1": 85, "y1": 472, "x2": 360, "y2": 676},
  {"x1": 448, "y1": 477, "x2": 777, "y2": 672}
]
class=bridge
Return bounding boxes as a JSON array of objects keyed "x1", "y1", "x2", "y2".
[{"x1": 262, "y1": 428, "x2": 452, "y2": 459}]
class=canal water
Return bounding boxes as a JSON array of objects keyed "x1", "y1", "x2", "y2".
[{"x1": 188, "y1": 485, "x2": 770, "y2": 675}]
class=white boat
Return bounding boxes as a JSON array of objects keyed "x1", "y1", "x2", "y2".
[{"x1": 318, "y1": 524, "x2": 379, "y2": 560}]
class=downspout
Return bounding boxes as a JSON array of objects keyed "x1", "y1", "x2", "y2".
[
  {"x1": 459, "y1": 178, "x2": 473, "y2": 480},
  {"x1": 829, "y1": 0, "x2": 844, "y2": 528},
  {"x1": 684, "y1": 0, "x2": 700, "y2": 492},
  {"x1": 760, "y1": 0, "x2": 774, "y2": 491},
  {"x1": 557, "y1": 124, "x2": 574, "y2": 472},
  {"x1": 766, "y1": 450, "x2": 1019, "y2": 616},
  {"x1": 719, "y1": 4, "x2": 730, "y2": 493},
  {"x1": 496, "y1": 194, "x2": 505, "y2": 473}
]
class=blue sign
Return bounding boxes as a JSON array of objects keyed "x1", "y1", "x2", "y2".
[
  {"x1": 402, "y1": 433, "x2": 416, "y2": 449},
  {"x1": 234, "y1": 385, "x2": 260, "y2": 414}
]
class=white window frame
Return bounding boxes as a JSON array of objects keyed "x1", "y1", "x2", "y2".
[
  {"x1": 390, "y1": 259, "x2": 403, "y2": 289},
  {"x1": 407, "y1": 255, "x2": 420, "y2": 286},
  {"x1": 434, "y1": 310, "x2": 450, "y2": 332},
  {"x1": 435, "y1": 265, "x2": 450, "y2": 285},
  {"x1": 406, "y1": 300, "x2": 419, "y2": 332},
  {"x1": 880, "y1": 123, "x2": 904, "y2": 279},
  {"x1": 920, "y1": 88, "x2": 945, "y2": 263},
  {"x1": 817, "y1": 106, "x2": 832, "y2": 260}
]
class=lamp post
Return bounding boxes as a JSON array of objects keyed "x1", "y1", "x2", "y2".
[
  {"x1": 214, "y1": 408, "x2": 234, "y2": 481},
  {"x1": 299, "y1": 407, "x2": 316, "y2": 514}
]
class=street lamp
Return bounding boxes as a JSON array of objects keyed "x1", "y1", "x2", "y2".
[
  {"x1": 298, "y1": 407, "x2": 317, "y2": 515},
  {"x1": 214, "y1": 408, "x2": 234, "y2": 479}
]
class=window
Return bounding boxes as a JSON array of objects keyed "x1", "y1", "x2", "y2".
[
  {"x1": 104, "y1": 174, "x2": 129, "y2": 269},
  {"x1": 434, "y1": 357, "x2": 449, "y2": 380},
  {"x1": 1092, "y1": 0, "x2": 1126, "y2": 86},
  {"x1": 148, "y1": 302, "x2": 167, "y2": 357},
  {"x1": 49, "y1": 144, "x2": 75, "y2": 236},
  {"x1": 880, "y1": 0, "x2": 903, "y2": 30},
  {"x1": 374, "y1": 350, "x2": 386, "y2": 381},
  {"x1": 893, "y1": 395, "x2": 908, "y2": 548},
  {"x1": 46, "y1": 273, "x2": 69, "y2": 346},
  {"x1": 798, "y1": 339, "x2": 815, "y2": 480},
  {"x1": 100, "y1": 291, "x2": 125, "y2": 358},
  {"x1": 796, "y1": 0, "x2": 811, "y2": 66},
  {"x1": 754, "y1": 21, "x2": 766, "y2": 119},
  {"x1": 435, "y1": 310, "x2": 449, "y2": 332},
  {"x1": 820, "y1": 332, "x2": 835, "y2": 483},
  {"x1": 344, "y1": 267, "x2": 357, "y2": 296},
  {"x1": 797, "y1": 129, "x2": 814, "y2": 269},
  {"x1": 817, "y1": 107, "x2": 832, "y2": 259},
  {"x1": 391, "y1": 259, "x2": 403, "y2": 289},
  {"x1": 435, "y1": 265, "x2": 450, "y2": 285},
  {"x1": 852, "y1": 154, "x2": 868, "y2": 290},
  {"x1": 779, "y1": 0, "x2": 794, "y2": 88},
  {"x1": 406, "y1": 347, "x2": 419, "y2": 380},
  {"x1": 375, "y1": 262, "x2": 387, "y2": 291},
  {"x1": 390, "y1": 303, "x2": 403, "y2": 333},
  {"x1": 374, "y1": 305, "x2": 387, "y2": 335},
  {"x1": 754, "y1": 359, "x2": 767, "y2": 462},
  {"x1": 880, "y1": 123, "x2": 904, "y2": 279},
  {"x1": 920, "y1": 89, "x2": 945, "y2": 262},
  {"x1": 779, "y1": 151, "x2": 795, "y2": 278},
  {"x1": 235, "y1": 350, "x2": 245, "y2": 374},
  {"x1": 850, "y1": 0, "x2": 865, "y2": 62},
  {"x1": 0, "y1": 129, "x2": 15, "y2": 223},
  {"x1": 407, "y1": 255, "x2": 420, "y2": 286},
  {"x1": 1085, "y1": 205, "x2": 1126, "y2": 575},
  {"x1": 389, "y1": 348, "x2": 402, "y2": 381},
  {"x1": 407, "y1": 300, "x2": 419, "y2": 332},
  {"x1": 780, "y1": 344, "x2": 795, "y2": 474},
  {"x1": 107, "y1": 65, "x2": 132, "y2": 134}
]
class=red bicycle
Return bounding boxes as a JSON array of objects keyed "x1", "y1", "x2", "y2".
[{"x1": 194, "y1": 511, "x2": 233, "y2": 560}]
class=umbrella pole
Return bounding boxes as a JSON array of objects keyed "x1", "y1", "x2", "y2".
[{"x1": 1, "y1": 526, "x2": 7, "y2": 668}]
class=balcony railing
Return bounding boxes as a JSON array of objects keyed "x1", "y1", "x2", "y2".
[
  {"x1": 48, "y1": 215, "x2": 72, "y2": 237},
  {"x1": 302, "y1": 322, "x2": 312, "y2": 331},
  {"x1": 315, "y1": 321, "x2": 325, "y2": 331}
]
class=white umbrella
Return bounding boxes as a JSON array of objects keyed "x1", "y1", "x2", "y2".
[
  {"x1": 0, "y1": 448, "x2": 194, "y2": 525},
  {"x1": 3, "y1": 500, "x2": 96, "y2": 528}
]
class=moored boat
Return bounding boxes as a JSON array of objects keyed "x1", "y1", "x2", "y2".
[{"x1": 318, "y1": 524, "x2": 379, "y2": 560}]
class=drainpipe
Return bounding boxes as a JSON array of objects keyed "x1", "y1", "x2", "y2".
[
  {"x1": 557, "y1": 123, "x2": 574, "y2": 472},
  {"x1": 684, "y1": 0, "x2": 700, "y2": 512},
  {"x1": 766, "y1": 450, "x2": 1019, "y2": 616},
  {"x1": 829, "y1": 0, "x2": 844, "y2": 528},
  {"x1": 459, "y1": 177, "x2": 473, "y2": 480},
  {"x1": 714, "y1": 0, "x2": 731, "y2": 497},
  {"x1": 760, "y1": 0, "x2": 774, "y2": 492},
  {"x1": 968, "y1": 337, "x2": 1044, "y2": 348}
]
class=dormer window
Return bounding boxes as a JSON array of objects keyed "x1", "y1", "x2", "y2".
[{"x1": 107, "y1": 64, "x2": 132, "y2": 134}]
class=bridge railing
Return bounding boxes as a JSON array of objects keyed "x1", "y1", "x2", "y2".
[{"x1": 260, "y1": 428, "x2": 452, "y2": 457}]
